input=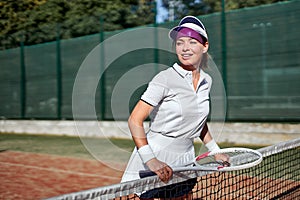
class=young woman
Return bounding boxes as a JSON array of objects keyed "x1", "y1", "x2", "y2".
[{"x1": 121, "y1": 16, "x2": 229, "y2": 199}]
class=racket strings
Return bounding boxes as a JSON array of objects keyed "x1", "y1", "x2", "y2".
[
  {"x1": 196, "y1": 154, "x2": 229, "y2": 168},
  {"x1": 196, "y1": 151, "x2": 261, "y2": 169},
  {"x1": 229, "y1": 151, "x2": 261, "y2": 166}
]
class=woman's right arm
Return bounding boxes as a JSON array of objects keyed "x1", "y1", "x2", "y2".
[
  {"x1": 128, "y1": 100, "x2": 152, "y2": 148},
  {"x1": 128, "y1": 100, "x2": 173, "y2": 183}
]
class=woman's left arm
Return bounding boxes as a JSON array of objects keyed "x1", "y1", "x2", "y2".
[
  {"x1": 200, "y1": 122, "x2": 220, "y2": 152},
  {"x1": 200, "y1": 122, "x2": 229, "y2": 163}
]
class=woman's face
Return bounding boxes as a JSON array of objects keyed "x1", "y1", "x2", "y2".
[{"x1": 175, "y1": 37, "x2": 208, "y2": 69}]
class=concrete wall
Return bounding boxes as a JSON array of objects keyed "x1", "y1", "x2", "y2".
[{"x1": 1, "y1": 120, "x2": 299, "y2": 145}]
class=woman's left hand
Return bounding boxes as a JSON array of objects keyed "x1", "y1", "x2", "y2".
[
  {"x1": 146, "y1": 158, "x2": 173, "y2": 183},
  {"x1": 214, "y1": 153, "x2": 230, "y2": 166}
]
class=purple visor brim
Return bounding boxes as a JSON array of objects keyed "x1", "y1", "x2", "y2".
[{"x1": 175, "y1": 27, "x2": 205, "y2": 45}]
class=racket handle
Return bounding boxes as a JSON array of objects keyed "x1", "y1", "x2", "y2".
[{"x1": 139, "y1": 170, "x2": 156, "y2": 178}]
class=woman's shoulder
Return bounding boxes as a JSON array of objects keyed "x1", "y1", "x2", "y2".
[
  {"x1": 200, "y1": 69, "x2": 212, "y2": 89},
  {"x1": 151, "y1": 67, "x2": 175, "y2": 83},
  {"x1": 156, "y1": 67, "x2": 175, "y2": 76},
  {"x1": 201, "y1": 70, "x2": 212, "y2": 82}
]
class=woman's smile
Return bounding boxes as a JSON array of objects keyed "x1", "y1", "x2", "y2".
[{"x1": 181, "y1": 53, "x2": 193, "y2": 59}]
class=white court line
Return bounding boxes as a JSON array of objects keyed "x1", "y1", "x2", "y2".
[{"x1": 0, "y1": 161, "x2": 121, "y2": 180}]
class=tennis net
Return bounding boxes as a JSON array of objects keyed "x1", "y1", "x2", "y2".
[{"x1": 46, "y1": 138, "x2": 300, "y2": 200}]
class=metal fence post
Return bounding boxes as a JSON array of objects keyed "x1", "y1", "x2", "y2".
[
  {"x1": 153, "y1": 1, "x2": 159, "y2": 74},
  {"x1": 221, "y1": 0, "x2": 228, "y2": 120},
  {"x1": 56, "y1": 23, "x2": 62, "y2": 119},
  {"x1": 20, "y1": 34, "x2": 26, "y2": 119},
  {"x1": 221, "y1": 0, "x2": 227, "y2": 92},
  {"x1": 99, "y1": 16, "x2": 106, "y2": 120}
]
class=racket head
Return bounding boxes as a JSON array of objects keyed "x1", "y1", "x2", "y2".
[
  {"x1": 139, "y1": 148, "x2": 263, "y2": 178},
  {"x1": 194, "y1": 147, "x2": 263, "y2": 171}
]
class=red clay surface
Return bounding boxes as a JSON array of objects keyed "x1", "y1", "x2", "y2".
[
  {"x1": 1, "y1": 151, "x2": 299, "y2": 200},
  {"x1": 0, "y1": 151, "x2": 126, "y2": 200}
]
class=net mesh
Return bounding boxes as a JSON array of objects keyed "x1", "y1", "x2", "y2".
[{"x1": 46, "y1": 138, "x2": 300, "y2": 200}]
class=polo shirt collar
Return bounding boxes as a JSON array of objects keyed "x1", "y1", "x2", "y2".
[
  {"x1": 172, "y1": 63, "x2": 207, "y2": 80},
  {"x1": 172, "y1": 63, "x2": 209, "y2": 90},
  {"x1": 172, "y1": 63, "x2": 192, "y2": 77}
]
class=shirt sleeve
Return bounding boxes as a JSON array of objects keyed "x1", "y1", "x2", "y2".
[
  {"x1": 207, "y1": 74, "x2": 212, "y2": 93},
  {"x1": 201, "y1": 70, "x2": 212, "y2": 92},
  {"x1": 141, "y1": 73, "x2": 168, "y2": 107}
]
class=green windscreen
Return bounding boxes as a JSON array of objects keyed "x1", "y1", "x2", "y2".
[{"x1": 0, "y1": 1, "x2": 299, "y2": 121}]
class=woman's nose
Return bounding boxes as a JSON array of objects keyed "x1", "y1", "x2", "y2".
[{"x1": 182, "y1": 43, "x2": 190, "y2": 51}]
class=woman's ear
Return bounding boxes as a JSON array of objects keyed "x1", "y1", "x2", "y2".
[{"x1": 203, "y1": 42, "x2": 209, "y2": 53}]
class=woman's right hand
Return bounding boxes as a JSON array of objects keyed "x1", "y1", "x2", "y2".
[{"x1": 146, "y1": 158, "x2": 173, "y2": 183}]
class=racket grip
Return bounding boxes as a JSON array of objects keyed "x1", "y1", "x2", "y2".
[{"x1": 139, "y1": 170, "x2": 156, "y2": 178}]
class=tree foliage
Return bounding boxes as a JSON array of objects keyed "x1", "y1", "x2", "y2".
[
  {"x1": 0, "y1": 0, "x2": 290, "y2": 49},
  {"x1": 161, "y1": 0, "x2": 289, "y2": 21},
  {"x1": 0, "y1": 0, "x2": 155, "y2": 49}
]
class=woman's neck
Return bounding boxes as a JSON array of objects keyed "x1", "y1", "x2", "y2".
[
  {"x1": 180, "y1": 63, "x2": 200, "y2": 72},
  {"x1": 179, "y1": 64, "x2": 201, "y2": 90},
  {"x1": 192, "y1": 70, "x2": 200, "y2": 90}
]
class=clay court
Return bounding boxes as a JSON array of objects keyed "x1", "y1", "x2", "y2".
[
  {"x1": 0, "y1": 144, "x2": 299, "y2": 200},
  {"x1": 0, "y1": 151, "x2": 126, "y2": 200}
]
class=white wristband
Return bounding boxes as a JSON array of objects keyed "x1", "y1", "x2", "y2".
[
  {"x1": 205, "y1": 139, "x2": 220, "y2": 152},
  {"x1": 138, "y1": 145, "x2": 155, "y2": 164}
]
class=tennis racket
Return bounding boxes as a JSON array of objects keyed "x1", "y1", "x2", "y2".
[{"x1": 139, "y1": 147, "x2": 263, "y2": 178}]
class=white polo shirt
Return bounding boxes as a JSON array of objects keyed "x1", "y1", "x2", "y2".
[
  {"x1": 141, "y1": 63, "x2": 212, "y2": 139},
  {"x1": 121, "y1": 63, "x2": 212, "y2": 182}
]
